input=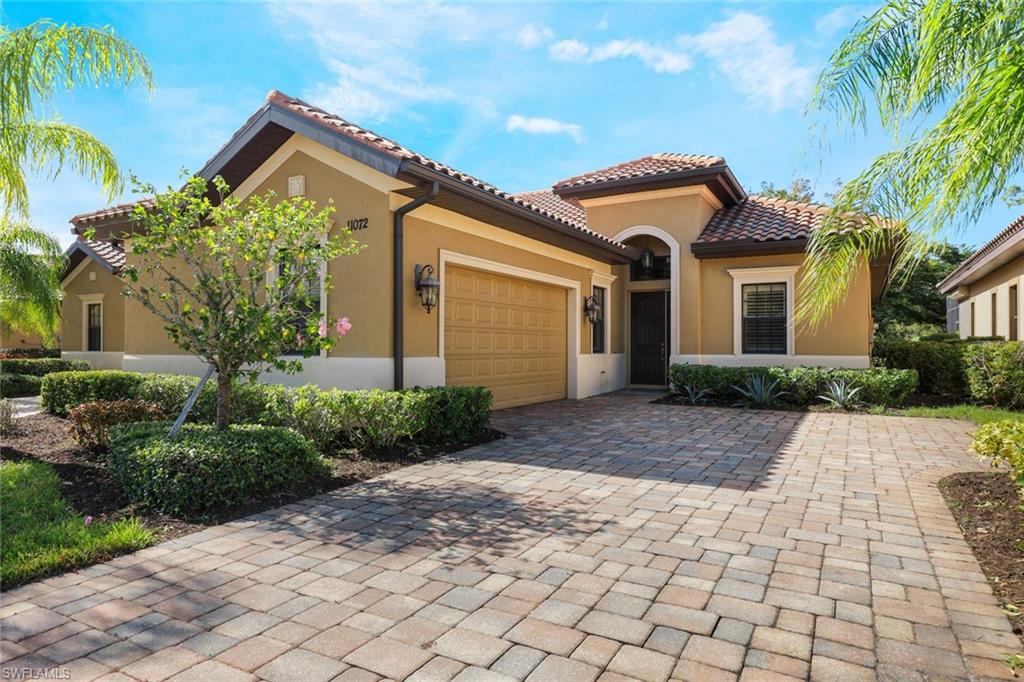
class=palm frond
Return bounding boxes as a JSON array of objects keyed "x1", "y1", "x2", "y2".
[{"x1": 0, "y1": 218, "x2": 65, "y2": 342}]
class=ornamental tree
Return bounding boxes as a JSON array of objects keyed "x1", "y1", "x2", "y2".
[{"x1": 118, "y1": 175, "x2": 360, "y2": 429}]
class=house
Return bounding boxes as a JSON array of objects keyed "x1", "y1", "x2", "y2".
[
  {"x1": 939, "y1": 215, "x2": 1023, "y2": 340},
  {"x1": 60, "y1": 91, "x2": 886, "y2": 409}
]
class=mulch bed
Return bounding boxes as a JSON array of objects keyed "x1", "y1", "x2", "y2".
[
  {"x1": 1, "y1": 413, "x2": 501, "y2": 545},
  {"x1": 939, "y1": 471, "x2": 1024, "y2": 647}
]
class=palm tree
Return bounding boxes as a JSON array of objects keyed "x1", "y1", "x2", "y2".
[
  {"x1": 0, "y1": 221, "x2": 63, "y2": 344},
  {"x1": 798, "y1": 0, "x2": 1024, "y2": 326},
  {"x1": 0, "y1": 19, "x2": 152, "y2": 340}
]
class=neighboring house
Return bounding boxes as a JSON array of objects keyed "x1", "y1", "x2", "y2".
[
  {"x1": 938, "y1": 215, "x2": 1023, "y2": 341},
  {"x1": 60, "y1": 91, "x2": 888, "y2": 409}
]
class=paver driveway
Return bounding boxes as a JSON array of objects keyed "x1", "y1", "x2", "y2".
[{"x1": 2, "y1": 393, "x2": 1018, "y2": 681}]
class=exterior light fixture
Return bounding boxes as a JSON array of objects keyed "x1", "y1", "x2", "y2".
[
  {"x1": 639, "y1": 248, "x2": 655, "y2": 273},
  {"x1": 583, "y1": 295, "x2": 602, "y2": 324},
  {"x1": 414, "y1": 264, "x2": 440, "y2": 313}
]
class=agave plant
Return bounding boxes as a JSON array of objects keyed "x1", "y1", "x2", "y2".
[
  {"x1": 677, "y1": 383, "x2": 711, "y2": 406},
  {"x1": 732, "y1": 374, "x2": 789, "y2": 408},
  {"x1": 818, "y1": 379, "x2": 864, "y2": 410}
]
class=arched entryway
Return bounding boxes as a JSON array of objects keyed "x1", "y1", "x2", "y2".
[{"x1": 614, "y1": 226, "x2": 680, "y2": 386}]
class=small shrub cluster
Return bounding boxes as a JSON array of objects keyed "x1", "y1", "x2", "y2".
[
  {"x1": 972, "y1": 419, "x2": 1024, "y2": 498},
  {"x1": 0, "y1": 347, "x2": 60, "y2": 360},
  {"x1": 70, "y1": 400, "x2": 167, "y2": 450},
  {"x1": 43, "y1": 370, "x2": 493, "y2": 448},
  {"x1": 108, "y1": 422, "x2": 329, "y2": 516},
  {"x1": 669, "y1": 364, "x2": 917, "y2": 408},
  {"x1": 0, "y1": 399, "x2": 15, "y2": 434},
  {"x1": 873, "y1": 339, "x2": 967, "y2": 397},
  {"x1": 963, "y1": 342, "x2": 1024, "y2": 409},
  {"x1": 0, "y1": 373, "x2": 42, "y2": 398},
  {"x1": 0, "y1": 358, "x2": 89, "y2": 398}
]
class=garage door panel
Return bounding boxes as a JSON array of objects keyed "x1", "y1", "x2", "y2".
[{"x1": 445, "y1": 266, "x2": 567, "y2": 409}]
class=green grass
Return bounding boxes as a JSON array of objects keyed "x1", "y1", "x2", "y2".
[
  {"x1": 896, "y1": 404, "x2": 1024, "y2": 425},
  {"x1": 1, "y1": 461, "x2": 152, "y2": 588}
]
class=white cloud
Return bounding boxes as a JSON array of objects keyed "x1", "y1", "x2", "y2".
[
  {"x1": 549, "y1": 38, "x2": 690, "y2": 74},
  {"x1": 268, "y1": 2, "x2": 501, "y2": 122},
  {"x1": 815, "y1": 6, "x2": 864, "y2": 38},
  {"x1": 682, "y1": 12, "x2": 815, "y2": 111},
  {"x1": 516, "y1": 23, "x2": 553, "y2": 49},
  {"x1": 549, "y1": 39, "x2": 590, "y2": 63},
  {"x1": 506, "y1": 114, "x2": 583, "y2": 143}
]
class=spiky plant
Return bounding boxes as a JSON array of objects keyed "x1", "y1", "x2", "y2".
[
  {"x1": 818, "y1": 379, "x2": 865, "y2": 410},
  {"x1": 732, "y1": 375, "x2": 790, "y2": 408}
]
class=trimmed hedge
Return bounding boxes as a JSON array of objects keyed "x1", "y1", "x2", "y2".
[
  {"x1": 108, "y1": 422, "x2": 328, "y2": 516},
  {"x1": 0, "y1": 374, "x2": 42, "y2": 398},
  {"x1": 668, "y1": 364, "x2": 918, "y2": 407},
  {"x1": 963, "y1": 342, "x2": 1024, "y2": 409},
  {"x1": 873, "y1": 340, "x2": 966, "y2": 397},
  {"x1": 0, "y1": 347, "x2": 60, "y2": 359},
  {"x1": 43, "y1": 370, "x2": 493, "y2": 448},
  {"x1": 972, "y1": 419, "x2": 1024, "y2": 497},
  {"x1": 0, "y1": 358, "x2": 89, "y2": 377}
]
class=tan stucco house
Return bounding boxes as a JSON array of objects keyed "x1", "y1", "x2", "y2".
[
  {"x1": 939, "y1": 215, "x2": 1023, "y2": 340},
  {"x1": 60, "y1": 91, "x2": 886, "y2": 409}
]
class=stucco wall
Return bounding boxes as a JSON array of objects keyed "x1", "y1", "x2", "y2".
[
  {"x1": 959, "y1": 253, "x2": 1024, "y2": 339},
  {"x1": 1, "y1": 327, "x2": 44, "y2": 349},
  {"x1": 61, "y1": 262, "x2": 125, "y2": 352}
]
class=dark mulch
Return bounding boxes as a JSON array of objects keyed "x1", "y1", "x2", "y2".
[
  {"x1": 939, "y1": 471, "x2": 1024, "y2": 647},
  {"x1": 1, "y1": 413, "x2": 502, "y2": 543}
]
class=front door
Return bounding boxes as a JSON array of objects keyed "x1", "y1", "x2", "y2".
[{"x1": 630, "y1": 291, "x2": 668, "y2": 385}]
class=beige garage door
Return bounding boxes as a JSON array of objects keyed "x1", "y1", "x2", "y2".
[{"x1": 444, "y1": 266, "x2": 567, "y2": 409}]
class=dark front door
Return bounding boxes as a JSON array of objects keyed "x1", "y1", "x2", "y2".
[{"x1": 630, "y1": 291, "x2": 668, "y2": 385}]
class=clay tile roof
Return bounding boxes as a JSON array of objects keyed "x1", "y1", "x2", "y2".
[
  {"x1": 939, "y1": 214, "x2": 1024, "y2": 291},
  {"x1": 71, "y1": 198, "x2": 153, "y2": 226},
  {"x1": 512, "y1": 190, "x2": 588, "y2": 228},
  {"x1": 74, "y1": 237, "x2": 126, "y2": 274},
  {"x1": 553, "y1": 153, "x2": 727, "y2": 191},
  {"x1": 696, "y1": 195, "x2": 831, "y2": 244}
]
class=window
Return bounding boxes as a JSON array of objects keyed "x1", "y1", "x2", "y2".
[
  {"x1": 741, "y1": 283, "x2": 787, "y2": 354},
  {"x1": 992, "y1": 292, "x2": 998, "y2": 336},
  {"x1": 276, "y1": 251, "x2": 323, "y2": 355},
  {"x1": 971, "y1": 301, "x2": 976, "y2": 336},
  {"x1": 1011, "y1": 285, "x2": 1019, "y2": 341},
  {"x1": 591, "y1": 286, "x2": 606, "y2": 354},
  {"x1": 87, "y1": 303, "x2": 102, "y2": 352}
]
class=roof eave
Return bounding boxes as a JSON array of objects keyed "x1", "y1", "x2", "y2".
[
  {"x1": 553, "y1": 165, "x2": 747, "y2": 206},
  {"x1": 690, "y1": 238, "x2": 807, "y2": 258},
  {"x1": 937, "y1": 229, "x2": 1024, "y2": 294}
]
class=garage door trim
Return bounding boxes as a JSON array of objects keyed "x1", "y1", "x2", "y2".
[{"x1": 438, "y1": 250, "x2": 580, "y2": 401}]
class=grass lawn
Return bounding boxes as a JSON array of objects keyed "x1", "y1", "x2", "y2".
[
  {"x1": 1, "y1": 460, "x2": 152, "y2": 588},
  {"x1": 895, "y1": 405, "x2": 1024, "y2": 425}
]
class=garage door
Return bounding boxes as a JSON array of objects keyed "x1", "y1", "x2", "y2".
[{"x1": 444, "y1": 266, "x2": 567, "y2": 409}]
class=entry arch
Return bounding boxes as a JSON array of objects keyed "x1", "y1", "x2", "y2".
[{"x1": 613, "y1": 225, "x2": 680, "y2": 359}]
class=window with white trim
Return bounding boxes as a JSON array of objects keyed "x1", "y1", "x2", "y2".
[
  {"x1": 741, "y1": 283, "x2": 787, "y2": 354},
  {"x1": 276, "y1": 251, "x2": 324, "y2": 356}
]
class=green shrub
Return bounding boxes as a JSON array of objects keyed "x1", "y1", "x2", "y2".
[
  {"x1": 0, "y1": 373, "x2": 42, "y2": 398},
  {"x1": 0, "y1": 358, "x2": 90, "y2": 377},
  {"x1": 963, "y1": 342, "x2": 1024, "y2": 409},
  {"x1": 972, "y1": 419, "x2": 1024, "y2": 497},
  {"x1": 336, "y1": 390, "x2": 431, "y2": 450},
  {"x1": 0, "y1": 399, "x2": 15, "y2": 434},
  {"x1": 413, "y1": 386, "x2": 492, "y2": 444},
  {"x1": 134, "y1": 374, "x2": 278, "y2": 424},
  {"x1": 70, "y1": 400, "x2": 167, "y2": 450},
  {"x1": 873, "y1": 340, "x2": 966, "y2": 396},
  {"x1": 108, "y1": 422, "x2": 329, "y2": 516},
  {"x1": 668, "y1": 364, "x2": 917, "y2": 407},
  {"x1": 41, "y1": 371, "x2": 148, "y2": 416}
]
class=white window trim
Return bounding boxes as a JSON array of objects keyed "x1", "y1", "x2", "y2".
[
  {"x1": 728, "y1": 266, "x2": 800, "y2": 357},
  {"x1": 267, "y1": 238, "x2": 329, "y2": 358},
  {"x1": 78, "y1": 293, "x2": 105, "y2": 352},
  {"x1": 591, "y1": 272, "x2": 616, "y2": 355}
]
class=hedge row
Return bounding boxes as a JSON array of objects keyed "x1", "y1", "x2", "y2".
[
  {"x1": 0, "y1": 358, "x2": 90, "y2": 377},
  {"x1": 0, "y1": 374, "x2": 42, "y2": 398},
  {"x1": 0, "y1": 347, "x2": 60, "y2": 360},
  {"x1": 963, "y1": 342, "x2": 1024, "y2": 410},
  {"x1": 873, "y1": 340, "x2": 966, "y2": 397},
  {"x1": 668, "y1": 364, "x2": 918, "y2": 407},
  {"x1": 42, "y1": 370, "x2": 492, "y2": 448},
  {"x1": 108, "y1": 422, "x2": 329, "y2": 516}
]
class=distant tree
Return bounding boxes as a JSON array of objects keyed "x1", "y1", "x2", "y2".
[
  {"x1": 799, "y1": 0, "x2": 1024, "y2": 327},
  {"x1": 121, "y1": 176, "x2": 361, "y2": 429},
  {"x1": 757, "y1": 178, "x2": 816, "y2": 203},
  {"x1": 873, "y1": 242, "x2": 973, "y2": 334}
]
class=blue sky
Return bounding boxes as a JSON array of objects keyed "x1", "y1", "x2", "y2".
[{"x1": 7, "y1": 1, "x2": 1021, "y2": 249}]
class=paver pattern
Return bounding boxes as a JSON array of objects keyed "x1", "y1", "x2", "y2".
[{"x1": 2, "y1": 393, "x2": 1018, "y2": 681}]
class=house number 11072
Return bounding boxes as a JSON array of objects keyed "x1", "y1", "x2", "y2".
[{"x1": 346, "y1": 218, "x2": 369, "y2": 231}]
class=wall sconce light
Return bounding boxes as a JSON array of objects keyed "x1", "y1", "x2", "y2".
[
  {"x1": 583, "y1": 295, "x2": 602, "y2": 324},
  {"x1": 639, "y1": 248, "x2": 655, "y2": 273},
  {"x1": 414, "y1": 264, "x2": 440, "y2": 313}
]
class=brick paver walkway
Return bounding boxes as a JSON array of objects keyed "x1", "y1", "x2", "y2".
[{"x1": 2, "y1": 393, "x2": 1018, "y2": 681}]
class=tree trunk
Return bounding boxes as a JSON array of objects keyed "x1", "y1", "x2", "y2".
[{"x1": 215, "y1": 370, "x2": 232, "y2": 430}]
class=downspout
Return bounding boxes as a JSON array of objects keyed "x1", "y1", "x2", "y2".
[{"x1": 393, "y1": 181, "x2": 439, "y2": 390}]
